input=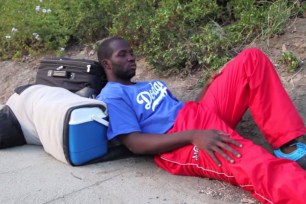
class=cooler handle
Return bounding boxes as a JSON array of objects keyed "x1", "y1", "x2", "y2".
[{"x1": 91, "y1": 115, "x2": 109, "y2": 127}]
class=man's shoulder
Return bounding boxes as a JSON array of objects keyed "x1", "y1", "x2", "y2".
[
  {"x1": 98, "y1": 81, "x2": 144, "y2": 99},
  {"x1": 99, "y1": 82, "x2": 124, "y2": 99},
  {"x1": 97, "y1": 80, "x2": 168, "y2": 100}
]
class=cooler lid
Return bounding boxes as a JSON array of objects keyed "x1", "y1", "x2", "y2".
[{"x1": 69, "y1": 107, "x2": 106, "y2": 125}]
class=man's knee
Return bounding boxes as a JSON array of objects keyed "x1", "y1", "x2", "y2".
[{"x1": 240, "y1": 48, "x2": 268, "y2": 59}]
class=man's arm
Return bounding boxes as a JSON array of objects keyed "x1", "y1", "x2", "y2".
[{"x1": 119, "y1": 130, "x2": 242, "y2": 166}]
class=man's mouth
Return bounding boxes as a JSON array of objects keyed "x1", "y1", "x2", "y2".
[{"x1": 130, "y1": 64, "x2": 137, "y2": 69}]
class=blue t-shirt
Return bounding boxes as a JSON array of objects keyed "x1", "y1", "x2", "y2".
[{"x1": 96, "y1": 80, "x2": 184, "y2": 140}]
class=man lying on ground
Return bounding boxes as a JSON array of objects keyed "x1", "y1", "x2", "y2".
[{"x1": 96, "y1": 37, "x2": 306, "y2": 204}]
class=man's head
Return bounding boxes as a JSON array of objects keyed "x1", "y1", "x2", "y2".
[{"x1": 97, "y1": 37, "x2": 136, "y2": 84}]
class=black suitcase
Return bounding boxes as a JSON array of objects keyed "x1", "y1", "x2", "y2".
[{"x1": 35, "y1": 58, "x2": 107, "y2": 98}]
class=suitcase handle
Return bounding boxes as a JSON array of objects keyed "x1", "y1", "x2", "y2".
[
  {"x1": 47, "y1": 70, "x2": 69, "y2": 78},
  {"x1": 91, "y1": 115, "x2": 109, "y2": 127}
]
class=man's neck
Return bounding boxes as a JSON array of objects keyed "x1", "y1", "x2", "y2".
[{"x1": 109, "y1": 79, "x2": 135, "y2": 85}]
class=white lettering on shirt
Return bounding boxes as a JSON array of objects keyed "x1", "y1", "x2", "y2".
[
  {"x1": 136, "y1": 81, "x2": 168, "y2": 111},
  {"x1": 192, "y1": 145, "x2": 199, "y2": 161}
]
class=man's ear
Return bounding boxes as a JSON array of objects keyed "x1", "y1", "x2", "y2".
[{"x1": 101, "y1": 59, "x2": 111, "y2": 70}]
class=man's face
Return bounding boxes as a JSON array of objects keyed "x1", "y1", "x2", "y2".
[{"x1": 109, "y1": 39, "x2": 137, "y2": 81}]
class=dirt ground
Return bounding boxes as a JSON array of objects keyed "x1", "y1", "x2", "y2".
[{"x1": 1, "y1": 17, "x2": 306, "y2": 203}]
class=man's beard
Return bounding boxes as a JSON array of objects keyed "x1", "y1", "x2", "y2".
[{"x1": 113, "y1": 64, "x2": 136, "y2": 81}]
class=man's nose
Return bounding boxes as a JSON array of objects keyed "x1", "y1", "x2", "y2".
[{"x1": 127, "y1": 54, "x2": 135, "y2": 61}]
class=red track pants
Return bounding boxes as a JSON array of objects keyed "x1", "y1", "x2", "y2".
[{"x1": 154, "y1": 48, "x2": 306, "y2": 204}]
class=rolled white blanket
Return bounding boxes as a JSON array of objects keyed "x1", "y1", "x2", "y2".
[{"x1": 6, "y1": 85, "x2": 108, "y2": 165}]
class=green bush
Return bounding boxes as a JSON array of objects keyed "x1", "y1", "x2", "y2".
[
  {"x1": 109, "y1": 0, "x2": 301, "y2": 75},
  {"x1": 109, "y1": 0, "x2": 225, "y2": 74},
  {"x1": 0, "y1": 0, "x2": 303, "y2": 77},
  {"x1": 0, "y1": 0, "x2": 116, "y2": 60}
]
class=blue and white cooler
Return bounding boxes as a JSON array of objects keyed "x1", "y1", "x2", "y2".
[
  {"x1": 65, "y1": 106, "x2": 108, "y2": 165},
  {"x1": 6, "y1": 84, "x2": 109, "y2": 166}
]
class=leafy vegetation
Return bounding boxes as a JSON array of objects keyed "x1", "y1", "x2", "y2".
[
  {"x1": 0, "y1": 0, "x2": 115, "y2": 60},
  {"x1": 0, "y1": 0, "x2": 305, "y2": 76},
  {"x1": 280, "y1": 51, "x2": 300, "y2": 73}
]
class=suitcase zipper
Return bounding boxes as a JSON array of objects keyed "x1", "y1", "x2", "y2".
[{"x1": 41, "y1": 63, "x2": 99, "y2": 74}]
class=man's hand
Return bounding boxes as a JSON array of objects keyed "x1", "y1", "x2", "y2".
[
  {"x1": 191, "y1": 129, "x2": 242, "y2": 166},
  {"x1": 120, "y1": 129, "x2": 242, "y2": 167}
]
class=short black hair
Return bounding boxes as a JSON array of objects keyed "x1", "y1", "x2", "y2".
[{"x1": 97, "y1": 36, "x2": 124, "y2": 64}]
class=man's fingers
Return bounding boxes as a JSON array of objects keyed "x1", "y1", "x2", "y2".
[
  {"x1": 212, "y1": 146, "x2": 235, "y2": 164},
  {"x1": 218, "y1": 131, "x2": 230, "y2": 136},
  {"x1": 218, "y1": 132, "x2": 243, "y2": 148},
  {"x1": 196, "y1": 129, "x2": 244, "y2": 166},
  {"x1": 214, "y1": 131, "x2": 242, "y2": 159},
  {"x1": 218, "y1": 142, "x2": 241, "y2": 158},
  {"x1": 207, "y1": 150, "x2": 222, "y2": 167},
  {"x1": 224, "y1": 137, "x2": 243, "y2": 148}
]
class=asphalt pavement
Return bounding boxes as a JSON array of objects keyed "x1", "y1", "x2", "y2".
[{"x1": 0, "y1": 145, "x2": 247, "y2": 204}]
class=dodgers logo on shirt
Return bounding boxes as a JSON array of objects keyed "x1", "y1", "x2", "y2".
[{"x1": 136, "y1": 81, "x2": 168, "y2": 111}]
